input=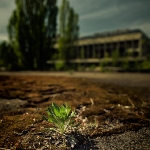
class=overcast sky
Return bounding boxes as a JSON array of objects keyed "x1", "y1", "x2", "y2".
[{"x1": 0, "y1": 0, "x2": 150, "y2": 42}]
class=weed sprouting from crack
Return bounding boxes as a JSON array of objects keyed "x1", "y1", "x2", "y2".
[{"x1": 42, "y1": 102, "x2": 96, "y2": 149}]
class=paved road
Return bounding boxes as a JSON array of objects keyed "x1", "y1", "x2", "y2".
[{"x1": 0, "y1": 71, "x2": 150, "y2": 87}]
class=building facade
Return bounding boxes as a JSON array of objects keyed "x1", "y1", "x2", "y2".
[
  {"x1": 71, "y1": 29, "x2": 150, "y2": 63},
  {"x1": 48, "y1": 29, "x2": 150, "y2": 69}
]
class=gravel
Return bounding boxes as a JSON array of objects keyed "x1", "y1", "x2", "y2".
[
  {"x1": 19, "y1": 126, "x2": 150, "y2": 150},
  {"x1": 93, "y1": 126, "x2": 150, "y2": 150}
]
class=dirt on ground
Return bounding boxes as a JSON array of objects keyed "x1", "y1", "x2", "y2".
[{"x1": 0, "y1": 74, "x2": 150, "y2": 149}]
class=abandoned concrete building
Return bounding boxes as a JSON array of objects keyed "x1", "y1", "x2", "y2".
[
  {"x1": 75, "y1": 29, "x2": 149, "y2": 60},
  {"x1": 48, "y1": 29, "x2": 150, "y2": 69}
]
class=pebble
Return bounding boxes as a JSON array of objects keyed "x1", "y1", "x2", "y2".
[{"x1": 94, "y1": 126, "x2": 150, "y2": 150}]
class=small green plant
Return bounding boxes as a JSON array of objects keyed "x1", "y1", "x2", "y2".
[{"x1": 43, "y1": 102, "x2": 78, "y2": 134}]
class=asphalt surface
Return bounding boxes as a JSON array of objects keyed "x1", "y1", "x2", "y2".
[
  {"x1": 93, "y1": 126, "x2": 150, "y2": 150},
  {"x1": 0, "y1": 71, "x2": 150, "y2": 87}
]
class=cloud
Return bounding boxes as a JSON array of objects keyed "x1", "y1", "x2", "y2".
[
  {"x1": 80, "y1": 6, "x2": 120, "y2": 20},
  {"x1": 76, "y1": 0, "x2": 150, "y2": 37},
  {"x1": 0, "y1": 0, "x2": 150, "y2": 41},
  {"x1": 129, "y1": 20, "x2": 150, "y2": 37},
  {"x1": 0, "y1": 0, "x2": 15, "y2": 41},
  {"x1": 0, "y1": 34, "x2": 8, "y2": 41},
  {"x1": 0, "y1": 0, "x2": 14, "y2": 9}
]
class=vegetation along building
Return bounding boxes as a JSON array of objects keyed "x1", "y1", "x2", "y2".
[{"x1": 49, "y1": 29, "x2": 150, "y2": 71}]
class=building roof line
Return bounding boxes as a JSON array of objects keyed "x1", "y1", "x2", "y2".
[{"x1": 80, "y1": 29, "x2": 149, "y2": 40}]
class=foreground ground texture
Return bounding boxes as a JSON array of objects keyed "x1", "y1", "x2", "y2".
[{"x1": 0, "y1": 73, "x2": 150, "y2": 149}]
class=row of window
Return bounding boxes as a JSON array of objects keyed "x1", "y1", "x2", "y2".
[
  {"x1": 78, "y1": 40, "x2": 139, "y2": 50},
  {"x1": 69, "y1": 40, "x2": 140, "y2": 59}
]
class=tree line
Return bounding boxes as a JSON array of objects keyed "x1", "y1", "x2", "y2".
[{"x1": 0, "y1": 0, "x2": 79, "y2": 71}]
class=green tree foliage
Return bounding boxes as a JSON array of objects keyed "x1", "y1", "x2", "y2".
[
  {"x1": 7, "y1": 0, "x2": 57, "y2": 70},
  {"x1": 112, "y1": 49, "x2": 119, "y2": 66},
  {"x1": 0, "y1": 41, "x2": 19, "y2": 70},
  {"x1": 58, "y1": 0, "x2": 79, "y2": 68}
]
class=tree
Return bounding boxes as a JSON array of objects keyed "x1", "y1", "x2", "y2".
[
  {"x1": 112, "y1": 49, "x2": 119, "y2": 66},
  {"x1": 7, "y1": 0, "x2": 57, "y2": 70},
  {"x1": 0, "y1": 41, "x2": 18, "y2": 70},
  {"x1": 58, "y1": 0, "x2": 79, "y2": 69}
]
